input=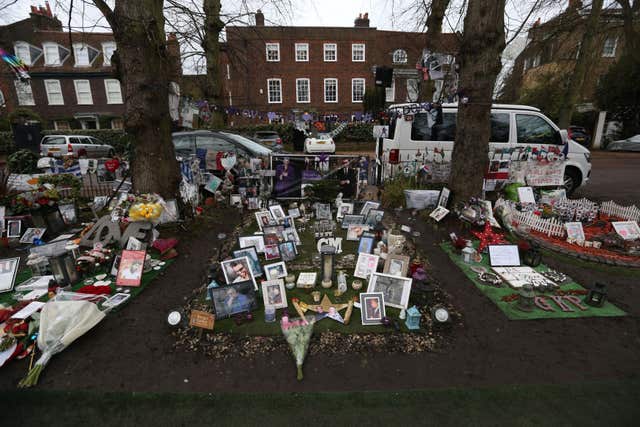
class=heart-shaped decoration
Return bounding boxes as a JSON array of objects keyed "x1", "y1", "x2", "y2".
[
  {"x1": 105, "y1": 158, "x2": 120, "y2": 172},
  {"x1": 220, "y1": 153, "x2": 237, "y2": 171}
]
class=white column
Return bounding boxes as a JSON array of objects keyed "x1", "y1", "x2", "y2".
[{"x1": 592, "y1": 111, "x2": 607, "y2": 150}]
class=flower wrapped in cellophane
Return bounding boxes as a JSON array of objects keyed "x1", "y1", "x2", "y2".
[
  {"x1": 281, "y1": 315, "x2": 315, "y2": 381},
  {"x1": 128, "y1": 202, "x2": 163, "y2": 222}
]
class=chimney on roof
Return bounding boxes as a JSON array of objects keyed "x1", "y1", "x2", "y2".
[
  {"x1": 354, "y1": 12, "x2": 370, "y2": 28},
  {"x1": 255, "y1": 10, "x2": 265, "y2": 26},
  {"x1": 166, "y1": 33, "x2": 182, "y2": 81},
  {"x1": 29, "y1": 2, "x2": 62, "y2": 31}
]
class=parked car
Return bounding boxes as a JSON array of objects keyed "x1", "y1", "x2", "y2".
[
  {"x1": 379, "y1": 103, "x2": 592, "y2": 195},
  {"x1": 172, "y1": 130, "x2": 272, "y2": 173},
  {"x1": 607, "y1": 134, "x2": 640, "y2": 152},
  {"x1": 304, "y1": 133, "x2": 336, "y2": 154},
  {"x1": 40, "y1": 135, "x2": 115, "y2": 158},
  {"x1": 253, "y1": 131, "x2": 282, "y2": 147},
  {"x1": 568, "y1": 125, "x2": 592, "y2": 148}
]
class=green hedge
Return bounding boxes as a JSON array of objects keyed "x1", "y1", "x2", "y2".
[
  {"x1": 0, "y1": 131, "x2": 13, "y2": 154},
  {"x1": 334, "y1": 123, "x2": 374, "y2": 143}
]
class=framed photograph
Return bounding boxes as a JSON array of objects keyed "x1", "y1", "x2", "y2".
[
  {"x1": 233, "y1": 246, "x2": 263, "y2": 278},
  {"x1": 288, "y1": 208, "x2": 301, "y2": 219},
  {"x1": 58, "y1": 203, "x2": 77, "y2": 225},
  {"x1": 103, "y1": 292, "x2": 131, "y2": 308},
  {"x1": 365, "y1": 209, "x2": 384, "y2": 227},
  {"x1": 367, "y1": 272, "x2": 413, "y2": 310},
  {"x1": 19, "y1": 227, "x2": 46, "y2": 244},
  {"x1": 269, "y1": 204, "x2": 286, "y2": 222},
  {"x1": 282, "y1": 216, "x2": 294, "y2": 228},
  {"x1": 488, "y1": 244, "x2": 521, "y2": 267},
  {"x1": 230, "y1": 193, "x2": 242, "y2": 207},
  {"x1": 283, "y1": 226, "x2": 301, "y2": 245},
  {"x1": 360, "y1": 201, "x2": 380, "y2": 218},
  {"x1": 341, "y1": 214, "x2": 365, "y2": 229},
  {"x1": 238, "y1": 235, "x2": 265, "y2": 253},
  {"x1": 116, "y1": 250, "x2": 146, "y2": 287},
  {"x1": 611, "y1": 221, "x2": 640, "y2": 241},
  {"x1": 264, "y1": 261, "x2": 288, "y2": 280},
  {"x1": 437, "y1": 187, "x2": 450, "y2": 208},
  {"x1": 247, "y1": 197, "x2": 260, "y2": 210},
  {"x1": 564, "y1": 222, "x2": 586, "y2": 242},
  {"x1": 360, "y1": 292, "x2": 386, "y2": 325},
  {"x1": 347, "y1": 224, "x2": 370, "y2": 241},
  {"x1": 126, "y1": 236, "x2": 146, "y2": 251},
  {"x1": 296, "y1": 272, "x2": 317, "y2": 288},
  {"x1": 261, "y1": 279, "x2": 288, "y2": 309},
  {"x1": 210, "y1": 281, "x2": 258, "y2": 319},
  {"x1": 354, "y1": 253, "x2": 380, "y2": 279},
  {"x1": 264, "y1": 233, "x2": 280, "y2": 246},
  {"x1": 0, "y1": 257, "x2": 20, "y2": 293},
  {"x1": 383, "y1": 254, "x2": 410, "y2": 277},
  {"x1": 263, "y1": 225, "x2": 285, "y2": 242},
  {"x1": 279, "y1": 241, "x2": 297, "y2": 262},
  {"x1": 264, "y1": 244, "x2": 281, "y2": 260},
  {"x1": 337, "y1": 202, "x2": 354, "y2": 219},
  {"x1": 221, "y1": 256, "x2": 258, "y2": 290},
  {"x1": 358, "y1": 235, "x2": 375, "y2": 254},
  {"x1": 110, "y1": 254, "x2": 121, "y2": 277},
  {"x1": 429, "y1": 206, "x2": 450, "y2": 222},
  {"x1": 315, "y1": 203, "x2": 332, "y2": 220},
  {"x1": 6, "y1": 220, "x2": 21, "y2": 238}
]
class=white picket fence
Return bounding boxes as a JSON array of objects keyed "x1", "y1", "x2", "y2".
[
  {"x1": 512, "y1": 210, "x2": 565, "y2": 237},
  {"x1": 599, "y1": 201, "x2": 640, "y2": 222}
]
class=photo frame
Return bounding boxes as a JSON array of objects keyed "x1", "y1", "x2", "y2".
[
  {"x1": 110, "y1": 254, "x2": 121, "y2": 277},
  {"x1": 437, "y1": 187, "x2": 450, "y2": 208},
  {"x1": 354, "y1": 253, "x2": 380, "y2": 279},
  {"x1": 429, "y1": 206, "x2": 450, "y2": 222},
  {"x1": 337, "y1": 202, "x2": 354, "y2": 219},
  {"x1": 360, "y1": 292, "x2": 386, "y2": 325},
  {"x1": 611, "y1": 221, "x2": 640, "y2": 241},
  {"x1": 233, "y1": 246, "x2": 263, "y2": 278},
  {"x1": 488, "y1": 245, "x2": 521, "y2": 267},
  {"x1": 116, "y1": 250, "x2": 146, "y2": 287},
  {"x1": 365, "y1": 209, "x2": 384, "y2": 227},
  {"x1": 360, "y1": 201, "x2": 380, "y2": 218},
  {"x1": 383, "y1": 254, "x2": 410, "y2": 277},
  {"x1": 264, "y1": 244, "x2": 281, "y2": 260},
  {"x1": 264, "y1": 234, "x2": 280, "y2": 246},
  {"x1": 230, "y1": 193, "x2": 242, "y2": 207},
  {"x1": 288, "y1": 207, "x2": 301, "y2": 219},
  {"x1": 347, "y1": 224, "x2": 370, "y2": 241},
  {"x1": 278, "y1": 241, "x2": 297, "y2": 262},
  {"x1": 315, "y1": 203, "x2": 332, "y2": 220},
  {"x1": 296, "y1": 272, "x2": 317, "y2": 288},
  {"x1": 261, "y1": 279, "x2": 288, "y2": 310},
  {"x1": 341, "y1": 214, "x2": 365, "y2": 229},
  {"x1": 58, "y1": 203, "x2": 77, "y2": 225},
  {"x1": 221, "y1": 256, "x2": 258, "y2": 290},
  {"x1": 565, "y1": 222, "x2": 586, "y2": 242},
  {"x1": 247, "y1": 197, "x2": 260, "y2": 210},
  {"x1": 6, "y1": 220, "x2": 21, "y2": 238},
  {"x1": 210, "y1": 281, "x2": 258, "y2": 319},
  {"x1": 264, "y1": 261, "x2": 288, "y2": 280},
  {"x1": 269, "y1": 204, "x2": 286, "y2": 222},
  {"x1": 367, "y1": 272, "x2": 413, "y2": 310},
  {"x1": 19, "y1": 227, "x2": 47, "y2": 244},
  {"x1": 282, "y1": 226, "x2": 301, "y2": 245},
  {"x1": 238, "y1": 235, "x2": 265, "y2": 253},
  {"x1": 358, "y1": 235, "x2": 375, "y2": 254},
  {"x1": 263, "y1": 225, "x2": 285, "y2": 242},
  {"x1": 0, "y1": 257, "x2": 20, "y2": 293}
]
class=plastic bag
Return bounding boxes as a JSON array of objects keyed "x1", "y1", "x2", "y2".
[{"x1": 281, "y1": 315, "x2": 315, "y2": 381}]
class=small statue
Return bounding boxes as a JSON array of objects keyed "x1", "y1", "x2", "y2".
[{"x1": 337, "y1": 270, "x2": 347, "y2": 295}]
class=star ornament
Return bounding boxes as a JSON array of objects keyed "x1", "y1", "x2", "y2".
[
  {"x1": 471, "y1": 222, "x2": 507, "y2": 253},
  {"x1": 304, "y1": 294, "x2": 350, "y2": 314}
]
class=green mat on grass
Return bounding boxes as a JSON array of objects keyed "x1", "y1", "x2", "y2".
[{"x1": 440, "y1": 242, "x2": 626, "y2": 320}]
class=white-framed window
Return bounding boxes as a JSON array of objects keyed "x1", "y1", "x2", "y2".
[
  {"x1": 43, "y1": 42, "x2": 61, "y2": 66},
  {"x1": 102, "y1": 41, "x2": 116, "y2": 66},
  {"x1": 266, "y1": 43, "x2": 280, "y2": 61},
  {"x1": 602, "y1": 37, "x2": 618, "y2": 57},
  {"x1": 226, "y1": 63, "x2": 231, "y2": 79},
  {"x1": 104, "y1": 79, "x2": 123, "y2": 104},
  {"x1": 54, "y1": 120, "x2": 70, "y2": 131},
  {"x1": 385, "y1": 80, "x2": 395, "y2": 102},
  {"x1": 296, "y1": 78, "x2": 310, "y2": 103},
  {"x1": 267, "y1": 78, "x2": 282, "y2": 103},
  {"x1": 295, "y1": 43, "x2": 309, "y2": 62},
  {"x1": 111, "y1": 118, "x2": 124, "y2": 130},
  {"x1": 351, "y1": 78, "x2": 365, "y2": 103},
  {"x1": 73, "y1": 43, "x2": 99, "y2": 66},
  {"x1": 392, "y1": 49, "x2": 408, "y2": 64},
  {"x1": 14, "y1": 41, "x2": 42, "y2": 66},
  {"x1": 324, "y1": 78, "x2": 338, "y2": 103},
  {"x1": 44, "y1": 80, "x2": 64, "y2": 105},
  {"x1": 352, "y1": 43, "x2": 365, "y2": 62},
  {"x1": 324, "y1": 43, "x2": 337, "y2": 62},
  {"x1": 14, "y1": 80, "x2": 35, "y2": 105},
  {"x1": 406, "y1": 79, "x2": 419, "y2": 102},
  {"x1": 73, "y1": 80, "x2": 93, "y2": 104}
]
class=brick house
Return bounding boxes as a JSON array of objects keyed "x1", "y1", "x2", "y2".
[
  {"x1": 0, "y1": 4, "x2": 180, "y2": 131},
  {"x1": 219, "y1": 11, "x2": 457, "y2": 122}
]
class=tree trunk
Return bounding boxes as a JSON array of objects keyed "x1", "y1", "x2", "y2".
[
  {"x1": 618, "y1": 0, "x2": 640, "y2": 61},
  {"x1": 93, "y1": 0, "x2": 181, "y2": 199},
  {"x1": 203, "y1": 0, "x2": 225, "y2": 128},
  {"x1": 448, "y1": 0, "x2": 505, "y2": 204},
  {"x1": 420, "y1": 0, "x2": 452, "y2": 102},
  {"x1": 557, "y1": 0, "x2": 603, "y2": 129}
]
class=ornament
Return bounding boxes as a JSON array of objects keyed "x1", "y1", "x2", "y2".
[{"x1": 471, "y1": 222, "x2": 507, "y2": 253}]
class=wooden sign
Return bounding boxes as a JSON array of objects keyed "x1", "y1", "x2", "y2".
[{"x1": 189, "y1": 310, "x2": 215, "y2": 330}]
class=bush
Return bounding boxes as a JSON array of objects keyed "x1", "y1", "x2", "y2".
[
  {"x1": 41, "y1": 129, "x2": 132, "y2": 155},
  {"x1": 0, "y1": 131, "x2": 14, "y2": 154},
  {"x1": 334, "y1": 123, "x2": 374, "y2": 143},
  {"x1": 8, "y1": 149, "x2": 39, "y2": 174}
]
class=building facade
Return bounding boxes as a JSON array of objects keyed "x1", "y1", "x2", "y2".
[{"x1": 222, "y1": 11, "x2": 457, "y2": 122}]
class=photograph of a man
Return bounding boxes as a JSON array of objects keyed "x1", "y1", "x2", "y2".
[{"x1": 360, "y1": 292, "x2": 385, "y2": 325}]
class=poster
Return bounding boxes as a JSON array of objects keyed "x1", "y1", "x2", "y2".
[
  {"x1": 612, "y1": 221, "x2": 640, "y2": 240},
  {"x1": 525, "y1": 163, "x2": 564, "y2": 187},
  {"x1": 116, "y1": 250, "x2": 146, "y2": 287},
  {"x1": 565, "y1": 222, "x2": 586, "y2": 242}
]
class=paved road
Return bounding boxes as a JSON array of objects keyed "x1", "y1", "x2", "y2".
[{"x1": 574, "y1": 151, "x2": 640, "y2": 205}]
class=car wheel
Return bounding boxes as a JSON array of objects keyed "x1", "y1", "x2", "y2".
[{"x1": 563, "y1": 167, "x2": 581, "y2": 196}]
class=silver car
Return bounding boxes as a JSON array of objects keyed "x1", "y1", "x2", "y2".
[{"x1": 40, "y1": 135, "x2": 115, "y2": 158}]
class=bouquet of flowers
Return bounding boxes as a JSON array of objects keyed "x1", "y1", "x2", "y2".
[
  {"x1": 9, "y1": 186, "x2": 60, "y2": 214},
  {"x1": 281, "y1": 315, "x2": 316, "y2": 381}
]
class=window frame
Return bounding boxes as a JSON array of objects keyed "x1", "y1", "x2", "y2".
[
  {"x1": 295, "y1": 43, "x2": 309, "y2": 62},
  {"x1": 267, "y1": 78, "x2": 282, "y2": 104},
  {"x1": 323, "y1": 43, "x2": 337, "y2": 62},
  {"x1": 392, "y1": 49, "x2": 408, "y2": 64},
  {"x1": 73, "y1": 42, "x2": 97, "y2": 67},
  {"x1": 42, "y1": 42, "x2": 62, "y2": 66},
  {"x1": 296, "y1": 78, "x2": 310, "y2": 103},
  {"x1": 602, "y1": 37, "x2": 618, "y2": 58},
  {"x1": 102, "y1": 41, "x2": 116, "y2": 66},
  {"x1": 265, "y1": 43, "x2": 280, "y2": 62},
  {"x1": 324, "y1": 78, "x2": 338, "y2": 103},
  {"x1": 515, "y1": 113, "x2": 561, "y2": 146},
  {"x1": 104, "y1": 79, "x2": 123, "y2": 104},
  {"x1": 14, "y1": 80, "x2": 35, "y2": 106},
  {"x1": 385, "y1": 80, "x2": 395, "y2": 102},
  {"x1": 351, "y1": 78, "x2": 365, "y2": 103},
  {"x1": 44, "y1": 79, "x2": 64, "y2": 105},
  {"x1": 73, "y1": 79, "x2": 94, "y2": 105},
  {"x1": 351, "y1": 43, "x2": 365, "y2": 62}
]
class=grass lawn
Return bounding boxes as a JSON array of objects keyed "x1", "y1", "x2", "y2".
[{"x1": 2, "y1": 380, "x2": 638, "y2": 426}]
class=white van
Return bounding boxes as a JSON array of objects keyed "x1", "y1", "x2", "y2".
[{"x1": 377, "y1": 103, "x2": 591, "y2": 194}]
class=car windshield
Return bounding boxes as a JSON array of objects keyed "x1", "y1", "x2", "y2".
[
  {"x1": 220, "y1": 132, "x2": 272, "y2": 156},
  {"x1": 43, "y1": 136, "x2": 66, "y2": 145}
]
